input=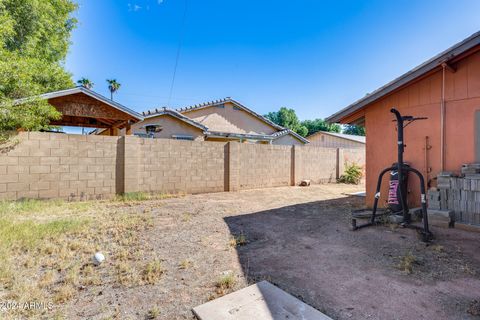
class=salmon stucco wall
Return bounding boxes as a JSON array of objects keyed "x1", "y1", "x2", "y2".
[
  {"x1": 364, "y1": 50, "x2": 480, "y2": 207},
  {"x1": 181, "y1": 102, "x2": 278, "y2": 135},
  {"x1": 130, "y1": 114, "x2": 205, "y2": 140}
]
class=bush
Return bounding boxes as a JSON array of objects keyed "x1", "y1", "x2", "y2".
[{"x1": 338, "y1": 163, "x2": 363, "y2": 184}]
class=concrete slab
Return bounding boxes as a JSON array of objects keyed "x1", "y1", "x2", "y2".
[{"x1": 193, "y1": 281, "x2": 332, "y2": 320}]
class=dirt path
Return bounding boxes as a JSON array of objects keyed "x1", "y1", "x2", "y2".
[{"x1": 65, "y1": 184, "x2": 480, "y2": 319}]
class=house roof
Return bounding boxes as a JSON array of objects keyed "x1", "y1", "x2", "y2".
[
  {"x1": 142, "y1": 107, "x2": 208, "y2": 131},
  {"x1": 271, "y1": 129, "x2": 310, "y2": 144},
  {"x1": 176, "y1": 97, "x2": 285, "y2": 131},
  {"x1": 326, "y1": 31, "x2": 480, "y2": 123},
  {"x1": 32, "y1": 86, "x2": 144, "y2": 120},
  {"x1": 308, "y1": 131, "x2": 365, "y2": 144},
  {"x1": 205, "y1": 131, "x2": 275, "y2": 141},
  {"x1": 140, "y1": 98, "x2": 309, "y2": 143}
]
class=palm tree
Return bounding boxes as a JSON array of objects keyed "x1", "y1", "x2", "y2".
[
  {"x1": 77, "y1": 78, "x2": 94, "y2": 89},
  {"x1": 106, "y1": 79, "x2": 121, "y2": 100}
]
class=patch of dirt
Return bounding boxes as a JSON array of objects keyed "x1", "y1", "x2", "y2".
[{"x1": 2, "y1": 183, "x2": 480, "y2": 320}]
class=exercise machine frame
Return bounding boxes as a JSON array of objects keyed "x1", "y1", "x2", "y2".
[{"x1": 351, "y1": 108, "x2": 434, "y2": 242}]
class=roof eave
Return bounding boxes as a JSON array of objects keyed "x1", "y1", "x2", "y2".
[
  {"x1": 326, "y1": 31, "x2": 480, "y2": 123},
  {"x1": 38, "y1": 87, "x2": 145, "y2": 121}
]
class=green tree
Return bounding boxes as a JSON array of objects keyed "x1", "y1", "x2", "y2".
[
  {"x1": 0, "y1": 0, "x2": 77, "y2": 140},
  {"x1": 77, "y1": 78, "x2": 94, "y2": 89},
  {"x1": 264, "y1": 107, "x2": 309, "y2": 137},
  {"x1": 343, "y1": 124, "x2": 366, "y2": 136},
  {"x1": 106, "y1": 79, "x2": 121, "y2": 100},
  {"x1": 301, "y1": 118, "x2": 341, "y2": 136}
]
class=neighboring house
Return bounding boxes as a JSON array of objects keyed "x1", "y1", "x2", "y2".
[
  {"x1": 307, "y1": 131, "x2": 365, "y2": 149},
  {"x1": 132, "y1": 98, "x2": 309, "y2": 145},
  {"x1": 326, "y1": 31, "x2": 480, "y2": 206}
]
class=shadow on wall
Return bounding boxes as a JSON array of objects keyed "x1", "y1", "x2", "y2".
[{"x1": 223, "y1": 196, "x2": 480, "y2": 320}]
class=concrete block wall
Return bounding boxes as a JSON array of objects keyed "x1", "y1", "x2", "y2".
[
  {"x1": 0, "y1": 133, "x2": 366, "y2": 201},
  {"x1": 237, "y1": 144, "x2": 292, "y2": 190},
  {"x1": 295, "y1": 146, "x2": 338, "y2": 184},
  {"x1": 132, "y1": 138, "x2": 227, "y2": 194},
  {"x1": 0, "y1": 132, "x2": 120, "y2": 200}
]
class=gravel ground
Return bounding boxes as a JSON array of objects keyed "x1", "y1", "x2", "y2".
[{"x1": 58, "y1": 183, "x2": 480, "y2": 320}]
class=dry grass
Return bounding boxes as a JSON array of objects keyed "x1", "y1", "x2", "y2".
[
  {"x1": 115, "y1": 191, "x2": 183, "y2": 202},
  {"x1": 397, "y1": 252, "x2": 417, "y2": 274},
  {"x1": 0, "y1": 198, "x2": 157, "y2": 319},
  {"x1": 146, "y1": 306, "x2": 161, "y2": 319},
  {"x1": 215, "y1": 272, "x2": 236, "y2": 295},
  {"x1": 142, "y1": 259, "x2": 164, "y2": 284},
  {"x1": 178, "y1": 259, "x2": 193, "y2": 269},
  {"x1": 229, "y1": 233, "x2": 247, "y2": 247}
]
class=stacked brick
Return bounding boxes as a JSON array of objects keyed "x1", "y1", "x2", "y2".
[{"x1": 431, "y1": 166, "x2": 480, "y2": 225}]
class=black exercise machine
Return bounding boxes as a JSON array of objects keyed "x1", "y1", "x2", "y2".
[{"x1": 351, "y1": 108, "x2": 434, "y2": 242}]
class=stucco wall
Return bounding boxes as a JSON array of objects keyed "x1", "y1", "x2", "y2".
[
  {"x1": 363, "y1": 50, "x2": 480, "y2": 207},
  {"x1": 272, "y1": 134, "x2": 304, "y2": 145},
  {"x1": 308, "y1": 132, "x2": 365, "y2": 149},
  {"x1": 181, "y1": 102, "x2": 278, "y2": 135},
  {"x1": 130, "y1": 114, "x2": 205, "y2": 141}
]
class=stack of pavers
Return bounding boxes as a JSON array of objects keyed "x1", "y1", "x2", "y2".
[{"x1": 428, "y1": 164, "x2": 480, "y2": 227}]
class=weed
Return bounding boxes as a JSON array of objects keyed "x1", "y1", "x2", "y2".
[
  {"x1": 179, "y1": 259, "x2": 193, "y2": 269},
  {"x1": 115, "y1": 192, "x2": 181, "y2": 202},
  {"x1": 397, "y1": 252, "x2": 417, "y2": 274},
  {"x1": 146, "y1": 306, "x2": 160, "y2": 319},
  {"x1": 142, "y1": 259, "x2": 164, "y2": 284},
  {"x1": 54, "y1": 284, "x2": 76, "y2": 303},
  {"x1": 338, "y1": 162, "x2": 363, "y2": 184},
  {"x1": 116, "y1": 192, "x2": 151, "y2": 201},
  {"x1": 430, "y1": 245, "x2": 444, "y2": 252},
  {"x1": 38, "y1": 270, "x2": 56, "y2": 289},
  {"x1": 229, "y1": 234, "x2": 247, "y2": 247},
  {"x1": 116, "y1": 262, "x2": 139, "y2": 286},
  {"x1": 215, "y1": 272, "x2": 236, "y2": 295}
]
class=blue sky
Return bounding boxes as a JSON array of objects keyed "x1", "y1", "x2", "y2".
[{"x1": 66, "y1": 0, "x2": 480, "y2": 121}]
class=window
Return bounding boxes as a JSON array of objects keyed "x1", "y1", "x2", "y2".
[
  {"x1": 216, "y1": 104, "x2": 225, "y2": 108},
  {"x1": 233, "y1": 106, "x2": 241, "y2": 111},
  {"x1": 172, "y1": 135, "x2": 194, "y2": 141}
]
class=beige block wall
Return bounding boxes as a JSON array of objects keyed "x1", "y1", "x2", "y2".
[
  {"x1": 0, "y1": 132, "x2": 120, "y2": 200},
  {"x1": 0, "y1": 133, "x2": 366, "y2": 201},
  {"x1": 128, "y1": 137, "x2": 227, "y2": 194},
  {"x1": 295, "y1": 146, "x2": 338, "y2": 184},
  {"x1": 237, "y1": 144, "x2": 292, "y2": 189}
]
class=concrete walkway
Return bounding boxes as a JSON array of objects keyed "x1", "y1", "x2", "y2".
[{"x1": 193, "y1": 281, "x2": 332, "y2": 320}]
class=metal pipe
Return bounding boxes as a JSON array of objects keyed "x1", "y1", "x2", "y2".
[{"x1": 441, "y1": 65, "x2": 446, "y2": 172}]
